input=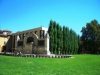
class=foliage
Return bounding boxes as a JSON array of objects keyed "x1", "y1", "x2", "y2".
[
  {"x1": 48, "y1": 20, "x2": 79, "y2": 54},
  {"x1": 81, "y1": 19, "x2": 100, "y2": 53}
]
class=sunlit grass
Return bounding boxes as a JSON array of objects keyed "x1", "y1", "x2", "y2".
[{"x1": 0, "y1": 54, "x2": 100, "y2": 75}]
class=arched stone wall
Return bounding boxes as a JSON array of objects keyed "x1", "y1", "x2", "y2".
[
  {"x1": 24, "y1": 33, "x2": 38, "y2": 46},
  {"x1": 27, "y1": 37, "x2": 34, "y2": 43},
  {"x1": 15, "y1": 31, "x2": 50, "y2": 55}
]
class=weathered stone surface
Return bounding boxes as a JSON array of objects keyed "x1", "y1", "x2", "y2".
[{"x1": 13, "y1": 27, "x2": 50, "y2": 55}]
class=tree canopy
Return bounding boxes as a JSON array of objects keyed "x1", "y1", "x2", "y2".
[
  {"x1": 81, "y1": 19, "x2": 100, "y2": 53},
  {"x1": 48, "y1": 20, "x2": 79, "y2": 54}
]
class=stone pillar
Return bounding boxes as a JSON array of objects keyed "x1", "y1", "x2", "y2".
[
  {"x1": 15, "y1": 34, "x2": 20, "y2": 51},
  {"x1": 12, "y1": 36, "x2": 13, "y2": 52},
  {"x1": 20, "y1": 34, "x2": 23, "y2": 40},
  {"x1": 45, "y1": 33, "x2": 50, "y2": 55},
  {"x1": 6, "y1": 36, "x2": 9, "y2": 52},
  {"x1": 17, "y1": 35, "x2": 20, "y2": 41},
  {"x1": 22, "y1": 34, "x2": 24, "y2": 40}
]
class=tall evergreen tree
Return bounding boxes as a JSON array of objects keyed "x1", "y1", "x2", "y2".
[
  {"x1": 63, "y1": 26, "x2": 66, "y2": 54},
  {"x1": 65, "y1": 26, "x2": 70, "y2": 54},
  {"x1": 53, "y1": 21, "x2": 57, "y2": 54},
  {"x1": 59, "y1": 26, "x2": 63, "y2": 54},
  {"x1": 48, "y1": 20, "x2": 79, "y2": 54},
  {"x1": 57, "y1": 23, "x2": 61, "y2": 54},
  {"x1": 48, "y1": 20, "x2": 54, "y2": 54}
]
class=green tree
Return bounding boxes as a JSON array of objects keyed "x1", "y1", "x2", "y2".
[
  {"x1": 69, "y1": 29, "x2": 74, "y2": 54},
  {"x1": 48, "y1": 20, "x2": 79, "y2": 54},
  {"x1": 59, "y1": 26, "x2": 63, "y2": 54},
  {"x1": 53, "y1": 21, "x2": 57, "y2": 54},
  {"x1": 63, "y1": 26, "x2": 66, "y2": 54},
  {"x1": 48, "y1": 20, "x2": 54, "y2": 54},
  {"x1": 74, "y1": 32, "x2": 79, "y2": 54},
  {"x1": 65, "y1": 26, "x2": 70, "y2": 54},
  {"x1": 57, "y1": 23, "x2": 61, "y2": 54},
  {"x1": 81, "y1": 19, "x2": 100, "y2": 53}
]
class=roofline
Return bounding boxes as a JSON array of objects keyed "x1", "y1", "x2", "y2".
[
  {"x1": 12, "y1": 26, "x2": 48, "y2": 35},
  {"x1": 0, "y1": 34, "x2": 8, "y2": 37}
]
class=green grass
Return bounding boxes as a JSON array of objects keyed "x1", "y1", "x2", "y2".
[{"x1": 0, "y1": 54, "x2": 100, "y2": 75}]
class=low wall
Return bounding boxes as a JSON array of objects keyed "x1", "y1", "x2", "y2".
[{"x1": 0, "y1": 52, "x2": 72, "y2": 58}]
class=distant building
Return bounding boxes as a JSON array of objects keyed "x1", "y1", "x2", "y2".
[
  {"x1": 5, "y1": 27, "x2": 50, "y2": 55},
  {"x1": 0, "y1": 29, "x2": 12, "y2": 52}
]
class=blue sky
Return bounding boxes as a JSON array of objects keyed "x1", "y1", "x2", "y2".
[{"x1": 0, "y1": 0, "x2": 100, "y2": 35}]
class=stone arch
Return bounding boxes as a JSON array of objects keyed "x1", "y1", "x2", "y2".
[
  {"x1": 27, "y1": 37, "x2": 34, "y2": 43},
  {"x1": 24, "y1": 33, "x2": 38, "y2": 46}
]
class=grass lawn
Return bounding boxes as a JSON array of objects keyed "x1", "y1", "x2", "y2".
[{"x1": 0, "y1": 54, "x2": 100, "y2": 75}]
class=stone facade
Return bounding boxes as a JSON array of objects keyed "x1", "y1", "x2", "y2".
[{"x1": 12, "y1": 27, "x2": 50, "y2": 55}]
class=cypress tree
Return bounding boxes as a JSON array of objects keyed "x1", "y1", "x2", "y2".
[
  {"x1": 48, "y1": 20, "x2": 54, "y2": 54},
  {"x1": 53, "y1": 21, "x2": 57, "y2": 54},
  {"x1": 57, "y1": 23, "x2": 61, "y2": 54},
  {"x1": 48, "y1": 20, "x2": 79, "y2": 54},
  {"x1": 59, "y1": 26, "x2": 63, "y2": 54},
  {"x1": 63, "y1": 26, "x2": 66, "y2": 54}
]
